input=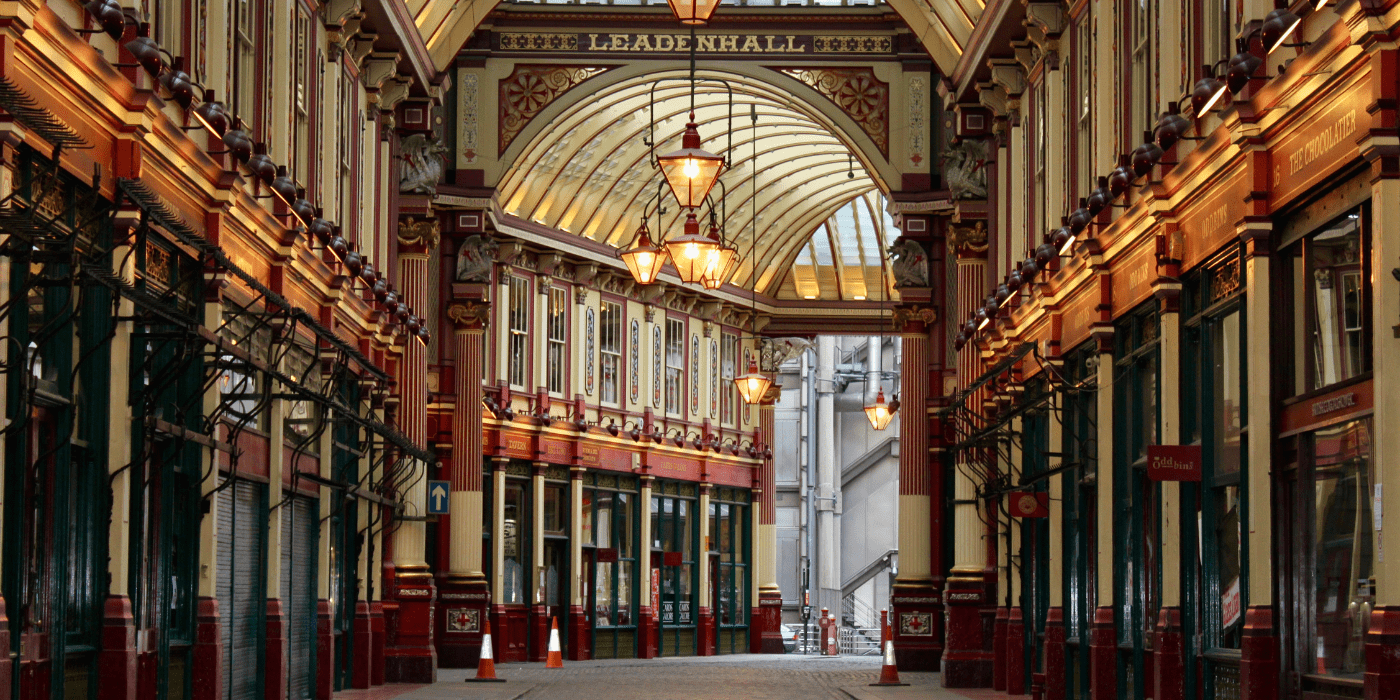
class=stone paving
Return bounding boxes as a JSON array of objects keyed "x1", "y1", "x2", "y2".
[{"x1": 333, "y1": 654, "x2": 1007, "y2": 700}]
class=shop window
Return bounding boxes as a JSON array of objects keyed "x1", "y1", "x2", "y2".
[
  {"x1": 507, "y1": 276, "x2": 530, "y2": 390},
  {"x1": 337, "y1": 68, "x2": 358, "y2": 238},
  {"x1": 721, "y1": 333, "x2": 737, "y2": 424},
  {"x1": 1058, "y1": 343, "x2": 1097, "y2": 697},
  {"x1": 547, "y1": 286, "x2": 568, "y2": 396},
  {"x1": 666, "y1": 319, "x2": 685, "y2": 415},
  {"x1": 544, "y1": 484, "x2": 567, "y2": 536},
  {"x1": 503, "y1": 480, "x2": 528, "y2": 605},
  {"x1": 600, "y1": 301, "x2": 623, "y2": 404},
  {"x1": 584, "y1": 475, "x2": 638, "y2": 658},
  {"x1": 1284, "y1": 207, "x2": 1370, "y2": 395},
  {"x1": 283, "y1": 342, "x2": 322, "y2": 453},
  {"x1": 1114, "y1": 302, "x2": 1160, "y2": 698},
  {"x1": 1307, "y1": 418, "x2": 1374, "y2": 678},
  {"x1": 1073, "y1": 8, "x2": 1092, "y2": 187},
  {"x1": 652, "y1": 488, "x2": 697, "y2": 656},
  {"x1": 217, "y1": 301, "x2": 272, "y2": 432},
  {"x1": 1127, "y1": 0, "x2": 1157, "y2": 148},
  {"x1": 230, "y1": 0, "x2": 259, "y2": 132},
  {"x1": 1183, "y1": 247, "x2": 1247, "y2": 653},
  {"x1": 290, "y1": 7, "x2": 312, "y2": 186}
]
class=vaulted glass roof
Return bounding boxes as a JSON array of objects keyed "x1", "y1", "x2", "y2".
[{"x1": 497, "y1": 67, "x2": 889, "y2": 300}]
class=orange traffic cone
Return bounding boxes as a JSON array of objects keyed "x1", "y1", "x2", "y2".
[
  {"x1": 870, "y1": 611, "x2": 908, "y2": 687},
  {"x1": 545, "y1": 617, "x2": 564, "y2": 668},
  {"x1": 467, "y1": 620, "x2": 507, "y2": 682}
]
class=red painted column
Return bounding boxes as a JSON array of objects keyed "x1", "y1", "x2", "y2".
[
  {"x1": 1089, "y1": 607, "x2": 1116, "y2": 700},
  {"x1": 437, "y1": 297, "x2": 491, "y2": 668},
  {"x1": 992, "y1": 607, "x2": 1009, "y2": 691},
  {"x1": 190, "y1": 597, "x2": 221, "y2": 700},
  {"x1": 1042, "y1": 607, "x2": 1066, "y2": 700},
  {"x1": 315, "y1": 601, "x2": 333, "y2": 700},
  {"x1": 1152, "y1": 607, "x2": 1184, "y2": 700},
  {"x1": 352, "y1": 601, "x2": 374, "y2": 689},
  {"x1": 1366, "y1": 606, "x2": 1400, "y2": 699},
  {"x1": 1238, "y1": 606, "x2": 1278, "y2": 700},
  {"x1": 1006, "y1": 607, "x2": 1026, "y2": 695},
  {"x1": 96, "y1": 596, "x2": 138, "y2": 700},
  {"x1": 264, "y1": 599, "x2": 287, "y2": 700},
  {"x1": 370, "y1": 601, "x2": 386, "y2": 685}
]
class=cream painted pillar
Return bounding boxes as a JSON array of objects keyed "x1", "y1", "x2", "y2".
[
  {"x1": 1159, "y1": 306, "x2": 1182, "y2": 610},
  {"x1": 1094, "y1": 348, "x2": 1115, "y2": 608},
  {"x1": 1044, "y1": 52, "x2": 1067, "y2": 217},
  {"x1": 492, "y1": 464, "x2": 508, "y2": 604},
  {"x1": 496, "y1": 270, "x2": 511, "y2": 386},
  {"x1": 534, "y1": 280, "x2": 550, "y2": 396},
  {"x1": 1093, "y1": 0, "x2": 1116, "y2": 173},
  {"x1": 570, "y1": 470, "x2": 585, "y2": 609},
  {"x1": 266, "y1": 398, "x2": 286, "y2": 600},
  {"x1": 532, "y1": 466, "x2": 546, "y2": 606},
  {"x1": 446, "y1": 317, "x2": 487, "y2": 579},
  {"x1": 1241, "y1": 223, "x2": 1273, "y2": 609},
  {"x1": 317, "y1": 419, "x2": 334, "y2": 604},
  {"x1": 108, "y1": 238, "x2": 136, "y2": 600},
  {"x1": 698, "y1": 486, "x2": 712, "y2": 611},
  {"x1": 391, "y1": 237, "x2": 432, "y2": 574},
  {"x1": 1047, "y1": 411, "x2": 1064, "y2": 609},
  {"x1": 1008, "y1": 120, "x2": 1028, "y2": 262},
  {"x1": 1369, "y1": 170, "x2": 1400, "y2": 691}
]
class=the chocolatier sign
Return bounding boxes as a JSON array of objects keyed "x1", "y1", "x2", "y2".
[{"x1": 1147, "y1": 444, "x2": 1203, "y2": 481}]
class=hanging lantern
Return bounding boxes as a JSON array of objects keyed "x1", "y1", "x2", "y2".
[
  {"x1": 698, "y1": 221, "x2": 738, "y2": 289},
  {"x1": 864, "y1": 388, "x2": 896, "y2": 431},
  {"x1": 666, "y1": 211, "x2": 724, "y2": 285},
  {"x1": 620, "y1": 220, "x2": 668, "y2": 285},
  {"x1": 657, "y1": 117, "x2": 726, "y2": 209},
  {"x1": 665, "y1": 0, "x2": 722, "y2": 25},
  {"x1": 735, "y1": 357, "x2": 773, "y2": 405}
]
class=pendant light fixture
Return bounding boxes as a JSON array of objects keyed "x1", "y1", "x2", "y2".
[
  {"x1": 665, "y1": 210, "x2": 723, "y2": 284},
  {"x1": 699, "y1": 215, "x2": 738, "y2": 290},
  {"x1": 654, "y1": 26, "x2": 728, "y2": 211},
  {"x1": 665, "y1": 0, "x2": 722, "y2": 25},
  {"x1": 620, "y1": 219, "x2": 668, "y2": 285},
  {"x1": 736, "y1": 104, "x2": 772, "y2": 405},
  {"x1": 864, "y1": 247, "x2": 897, "y2": 430}
]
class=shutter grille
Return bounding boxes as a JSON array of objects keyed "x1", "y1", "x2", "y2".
[
  {"x1": 217, "y1": 481, "x2": 263, "y2": 700},
  {"x1": 281, "y1": 495, "x2": 318, "y2": 700}
]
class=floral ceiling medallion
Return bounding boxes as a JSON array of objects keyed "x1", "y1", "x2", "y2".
[
  {"x1": 775, "y1": 66, "x2": 889, "y2": 158},
  {"x1": 499, "y1": 64, "x2": 615, "y2": 155}
]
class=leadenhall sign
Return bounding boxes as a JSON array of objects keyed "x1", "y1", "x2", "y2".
[{"x1": 494, "y1": 32, "x2": 894, "y2": 55}]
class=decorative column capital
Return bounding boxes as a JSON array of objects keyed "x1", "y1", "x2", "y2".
[
  {"x1": 948, "y1": 220, "x2": 989, "y2": 260},
  {"x1": 447, "y1": 300, "x2": 491, "y2": 332},
  {"x1": 894, "y1": 305, "x2": 938, "y2": 334},
  {"x1": 398, "y1": 215, "x2": 441, "y2": 254}
]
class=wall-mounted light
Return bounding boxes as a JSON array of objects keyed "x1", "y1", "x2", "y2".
[
  {"x1": 1086, "y1": 178, "x2": 1113, "y2": 216},
  {"x1": 1130, "y1": 131, "x2": 1164, "y2": 177},
  {"x1": 124, "y1": 23, "x2": 166, "y2": 78},
  {"x1": 1226, "y1": 40, "x2": 1265, "y2": 93},
  {"x1": 193, "y1": 90, "x2": 230, "y2": 136},
  {"x1": 1262, "y1": 7, "x2": 1303, "y2": 54},
  {"x1": 1154, "y1": 112, "x2": 1192, "y2": 150},
  {"x1": 1108, "y1": 155, "x2": 1137, "y2": 197},
  {"x1": 1191, "y1": 64, "x2": 1230, "y2": 117}
]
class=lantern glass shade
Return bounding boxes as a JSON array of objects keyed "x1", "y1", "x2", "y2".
[
  {"x1": 665, "y1": 212, "x2": 723, "y2": 284},
  {"x1": 620, "y1": 223, "x2": 669, "y2": 285},
  {"x1": 666, "y1": 0, "x2": 722, "y2": 24},
  {"x1": 864, "y1": 388, "x2": 896, "y2": 431},
  {"x1": 657, "y1": 122, "x2": 726, "y2": 209},
  {"x1": 735, "y1": 358, "x2": 773, "y2": 405},
  {"x1": 699, "y1": 241, "x2": 738, "y2": 289}
]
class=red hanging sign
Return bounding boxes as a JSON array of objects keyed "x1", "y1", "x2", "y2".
[
  {"x1": 1147, "y1": 445, "x2": 1203, "y2": 481},
  {"x1": 1008, "y1": 492, "x2": 1048, "y2": 518}
]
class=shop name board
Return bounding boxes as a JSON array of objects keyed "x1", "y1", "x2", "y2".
[
  {"x1": 1311, "y1": 392, "x2": 1356, "y2": 417},
  {"x1": 1288, "y1": 110, "x2": 1358, "y2": 178},
  {"x1": 496, "y1": 32, "x2": 893, "y2": 55},
  {"x1": 1147, "y1": 444, "x2": 1203, "y2": 481}
]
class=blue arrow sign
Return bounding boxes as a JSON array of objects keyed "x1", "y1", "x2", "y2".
[{"x1": 427, "y1": 480, "x2": 450, "y2": 515}]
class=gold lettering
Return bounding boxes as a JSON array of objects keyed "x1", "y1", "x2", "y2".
[
  {"x1": 589, "y1": 33, "x2": 604, "y2": 50},
  {"x1": 656, "y1": 34, "x2": 674, "y2": 51},
  {"x1": 675, "y1": 34, "x2": 689, "y2": 51},
  {"x1": 740, "y1": 35, "x2": 760, "y2": 52},
  {"x1": 786, "y1": 35, "x2": 804, "y2": 52},
  {"x1": 718, "y1": 35, "x2": 738, "y2": 52},
  {"x1": 698, "y1": 35, "x2": 715, "y2": 52},
  {"x1": 765, "y1": 36, "x2": 778, "y2": 52},
  {"x1": 609, "y1": 34, "x2": 629, "y2": 51},
  {"x1": 632, "y1": 34, "x2": 653, "y2": 51},
  {"x1": 1289, "y1": 110, "x2": 1357, "y2": 176}
]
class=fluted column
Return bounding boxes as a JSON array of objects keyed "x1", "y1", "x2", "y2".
[
  {"x1": 385, "y1": 220, "x2": 437, "y2": 682},
  {"x1": 437, "y1": 298, "x2": 490, "y2": 668},
  {"x1": 944, "y1": 224, "x2": 990, "y2": 687}
]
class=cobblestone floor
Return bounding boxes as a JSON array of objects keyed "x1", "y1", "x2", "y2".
[{"x1": 338, "y1": 654, "x2": 977, "y2": 700}]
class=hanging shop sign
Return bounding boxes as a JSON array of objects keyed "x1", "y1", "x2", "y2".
[
  {"x1": 495, "y1": 32, "x2": 895, "y2": 55},
  {"x1": 1008, "y1": 491, "x2": 1048, "y2": 518},
  {"x1": 1146, "y1": 444, "x2": 1203, "y2": 481}
]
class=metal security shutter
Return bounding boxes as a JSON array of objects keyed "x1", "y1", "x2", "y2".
[
  {"x1": 217, "y1": 481, "x2": 263, "y2": 700},
  {"x1": 280, "y1": 495, "x2": 318, "y2": 700}
]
